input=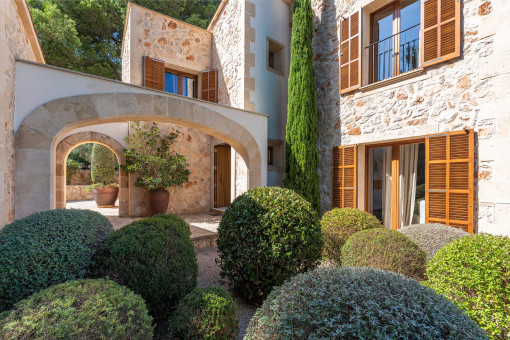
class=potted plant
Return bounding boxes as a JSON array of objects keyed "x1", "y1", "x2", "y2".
[
  {"x1": 122, "y1": 122, "x2": 191, "y2": 216},
  {"x1": 87, "y1": 144, "x2": 119, "y2": 207}
]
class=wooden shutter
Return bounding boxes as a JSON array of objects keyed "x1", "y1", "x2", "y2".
[
  {"x1": 425, "y1": 130, "x2": 474, "y2": 233},
  {"x1": 333, "y1": 145, "x2": 357, "y2": 208},
  {"x1": 420, "y1": 0, "x2": 461, "y2": 68},
  {"x1": 340, "y1": 10, "x2": 361, "y2": 95},
  {"x1": 143, "y1": 56, "x2": 165, "y2": 91},
  {"x1": 201, "y1": 69, "x2": 218, "y2": 103}
]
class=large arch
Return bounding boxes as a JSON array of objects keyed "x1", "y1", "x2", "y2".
[
  {"x1": 56, "y1": 132, "x2": 128, "y2": 217},
  {"x1": 15, "y1": 93, "x2": 264, "y2": 219}
]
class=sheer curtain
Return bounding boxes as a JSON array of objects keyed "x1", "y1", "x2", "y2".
[
  {"x1": 399, "y1": 144, "x2": 419, "y2": 228},
  {"x1": 381, "y1": 146, "x2": 392, "y2": 228}
]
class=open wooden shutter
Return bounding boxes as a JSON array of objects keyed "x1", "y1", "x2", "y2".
[
  {"x1": 201, "y1": 69, "x2": 218, "y2": 103},
  {"x1": 425, "y1": 130, "x2": 474, "y2": 233},
  {"x1": 333, "y1": 145, "x2": 357, "y2": 208},
  {"x1": 143, "y1": 56, "x2": 165, "y2": 91},
  {"x1": 340, "y1": 10, "x2": 361, "y2": 95},
  {"x1": 420, "y1": 0, "x2": 461, "y2": 68}
]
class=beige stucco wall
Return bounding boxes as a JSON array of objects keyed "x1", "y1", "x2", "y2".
[
  {"x1": 128, "y1": 122, "x2": 212, "y2": 216},
  {"x1": 312, "y1": 0, "x2": 510, "y2": 235},
  {"x1": 122, "y1": 3, "x2": 212, "y2": 86},
  {"x1": 0, "y1": 0, "x2": 40, "y2": 226}
]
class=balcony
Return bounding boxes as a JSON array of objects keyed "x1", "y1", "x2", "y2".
[{"x1": 366, "y1": 24, "x2": 420, "y2": 85}]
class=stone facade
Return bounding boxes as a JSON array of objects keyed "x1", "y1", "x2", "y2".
[
  {"x1": 68, "y1": 169, "x2": 120, "y2": 186},
  {"x1": 123, "y1": 3, "x2": 212, "y2": 86},
  {"x1": 66, "y1": 185, "x2": 93, "y2": 201},
  {"x1": 0, "y1": 0, "x2": 42, "y2": 226},
  {"x1": 312, "y1": 0, "x2": 510, "y2": 235}
]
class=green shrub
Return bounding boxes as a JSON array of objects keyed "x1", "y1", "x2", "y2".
[
  {"x1": 0, "y1": 279, "x2": 153, "y2": 339},
  {"x1": 342, "y1": 228, "x2": 427, "y2": 280},
  {"x1": 91, "y1": 143, "x2": 117, "y2": 186},
  {"x1": 245, "y1": 267, "x2": 487, "y2": 339},
  {"x1": 0, "y1": 209, "x2": 113, "y2": 312},
  {"x1": 399, "y1": 223, "x2": 469, "y2": 261},
  {"x1": 426, "y1": 234, "x2": 510, "y2": 339},
  {"x1": 93, "y1": 214, "x2": 197, "y2": 319},
  {"x1": 217, "y1": 187, "x2": 322, "y2": 305},
  {"x1": 321, "y1": 208, "x2": 383, "y2": 265},
  {"x1": 169, "y1": 287, "x2": 239, "y2": 339}
]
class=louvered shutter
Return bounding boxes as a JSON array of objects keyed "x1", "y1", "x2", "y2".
[
  {"x1": 425, "y1": 130, "x2": 474, "y2": 233},
  {"x1": 340, "y1": 10, "x2": 361, "y2": 95},
  {"x1": 201, "y1": 69, "x2": 218, "y2": 103},
  {"x1": 420, "y1": 0, "x2": 461, "y2": 68},
  {"x1": 143, "y1": 56, "x2": 165, "y2": 91},
  {"x1": 333, "y1": 145, "x2": 357, "y2": 208}
]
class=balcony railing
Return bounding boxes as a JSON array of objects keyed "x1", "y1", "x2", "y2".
[{"x1": 366, "y1": 24, "x2": 420, "y2": 84}]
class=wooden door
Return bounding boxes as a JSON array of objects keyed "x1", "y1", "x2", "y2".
[{"x1": 214, "y1": 145, "x2": 231, "y2": 208}]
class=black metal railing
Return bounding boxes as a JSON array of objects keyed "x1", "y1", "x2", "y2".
[{"x1": 366, "y1": 24, "x2": 420, "y2": 84}]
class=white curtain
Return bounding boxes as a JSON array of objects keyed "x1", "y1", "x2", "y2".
[
  {"x1": 399, "y1": 144, "x2": 419, "y2": 228},
  {"x1": 381, "y1": 147, "x2": 392, "y2": 228}
]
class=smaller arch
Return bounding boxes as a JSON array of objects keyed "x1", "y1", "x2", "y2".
[{"x1": 56, "y1": 132, "x2": 128, "y2": 217}]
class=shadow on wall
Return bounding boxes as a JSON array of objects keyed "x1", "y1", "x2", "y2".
[
  {"x1": 313, "y1": 0, "x2": 342, "y2": 213},
  {"x1": 211, "y1": 43, "x2": 231, "y2": 107}
]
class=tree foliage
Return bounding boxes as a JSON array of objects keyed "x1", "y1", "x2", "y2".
[
  {"x1": 27, "y1": 0, "x2": 221, "y2": 79},
  {"x1": 91, "y1": 144, "x2": 117, "y2": 186},
  {"x1": 284, "y1": 0, "x2": 321, "y2": 213}
]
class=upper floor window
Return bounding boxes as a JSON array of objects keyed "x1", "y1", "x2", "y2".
[
  {"x1": 267, "y1": 37, "x2": 285, "y2": 75},
  {"x1": 164, "y1": 69, "x2": 197, "y2": 98},
  {"x1": 369, "y1": 0, "x2": 420, "y2": 84}
]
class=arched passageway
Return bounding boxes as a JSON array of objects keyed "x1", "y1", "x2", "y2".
[
  {"x1": 15, "y1": 92, "x2": 266, "y2": 219},
  {"x1": 56, "y1": 132, "x2": 128, "y2": 217}
]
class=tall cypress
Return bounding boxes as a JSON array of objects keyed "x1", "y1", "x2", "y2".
[{"x1": 284, "y1": 0, "x2": 321, "y2": 213}]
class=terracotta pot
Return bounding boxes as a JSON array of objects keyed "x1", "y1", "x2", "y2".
[
  {"x1": 92, "y1": 186, "x2": 119, "y2": 207},
  {"x1": 147, "y1": 188, "x2": 169, "y2": 216}
]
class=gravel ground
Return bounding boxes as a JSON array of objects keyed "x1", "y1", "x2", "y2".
[{"x1": 196, "y1": 246, "x2": 256, "y2": 339}]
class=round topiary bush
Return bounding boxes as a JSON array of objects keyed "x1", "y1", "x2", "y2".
[
  {"x1": 91, "y1": 143, "x2": 117, "y2": 185},
  {"x1": 245, "y1": 267, "x2": 486, "y2": 339},
  {"x1": 92, "y1": 214, "x2": 197, "y2": 319},
  {"x1": 169, "y1": 287, "x2": 239, "y2": 339},
  {"x1": 321, "y1": 207, "x2": 383, "y2": 266},
  {"x1": 0, "y1": 279, "x2": 153, "y2": 339},
  {"x1": 399, "y1": 223, "x2": 469, "y2": 261},
  {"x1": 342, "y1": 228, "x2": 427, "y2": 281},
  {"x1": 217, "y1": 187, "x2": 322, "y2": 305},
  {"x1": 426, "y1": 234, "x2": 510, "y2": 338},
  {"x1": 0, "y1": 209, "x2": 113, "y2": 312}
]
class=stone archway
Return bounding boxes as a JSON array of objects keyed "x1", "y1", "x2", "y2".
[
  {"x1": 56, "y1": 132, "x2": 128, "y2": 217},
  {"x1": 15, "y1": 92, "x2": 266, "y2": 219}
]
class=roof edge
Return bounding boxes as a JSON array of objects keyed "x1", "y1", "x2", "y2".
[
  {"x1": 14, "y1": 0, "x2": 45, "y2": 64},
  {"x1": 207, "y1": 0, "x2": 229, "y2": 31}
]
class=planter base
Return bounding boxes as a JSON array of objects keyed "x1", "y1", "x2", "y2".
[
  {"x1": 92, "y1": 186, "x2": 119, "y2": 207},
  {"x1": 147, "y1": 189, "x2": 169, "y2": 216}
]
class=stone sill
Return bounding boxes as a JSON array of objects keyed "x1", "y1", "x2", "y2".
[
  {"x1": 360, "y1": 68, "x2": 425, "y2": 93},
  {"x1": 268, "y1": 165, "x2": 283, "y2": 172}
]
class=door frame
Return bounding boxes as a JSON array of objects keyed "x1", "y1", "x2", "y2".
[{"x1": 364, "y1": 137, "x2": 425, "y2": 229}]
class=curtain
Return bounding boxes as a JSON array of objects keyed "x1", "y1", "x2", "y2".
[
  {"x1": 399, "y1": 144, "x2": 419, "y2": 228},
  {"x1": 381, "y1": 146, "x2": 392, "y2": 228}
]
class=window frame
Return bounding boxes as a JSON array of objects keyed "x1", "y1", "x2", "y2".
[
  {"x1": 164, "y1": 68, "x2": 198, "y2": 98},
  {"x1": 266, "y1": 37, "x2": 285, "y2": 76},
  {"x1": 368, "y1": 0, "x2": 420, "y2": 84}
]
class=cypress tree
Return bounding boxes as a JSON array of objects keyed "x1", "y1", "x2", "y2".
[{"x1": 284, "y1": 0, "x2": 320, "y2": 212}]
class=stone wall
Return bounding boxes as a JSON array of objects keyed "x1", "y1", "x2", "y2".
[
  {"x1": 211, "y1": 0, "x2": 244, "y2": 108},
  {"x1": 66, "y1": 185, "x2": 93, "y2": 201},
  {"x1": 0, "y1": 0, "x2": 39, "y2": 225},
  {"x1": 129, "y1": 122, "x2": 212, "y2": 216},
  {"x1": 312, "y1": 0, "x2": 510, "y2": 235},
  {"x1": 123, "y1": 3, "x2": 212, "y2": 86},
  {"x1": 68, "y1": 169, "x2": 120, "y2": 186}
]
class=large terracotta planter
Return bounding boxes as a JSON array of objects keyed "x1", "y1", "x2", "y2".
[
  {"x1": 147, "y1": 188, "x2": 169, "y2": 216},
  {"x1": 92, "y1": 186, "x2": 119, "y2": 207}
]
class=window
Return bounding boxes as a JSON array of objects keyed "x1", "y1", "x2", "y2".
[
  {"x1": 267, "y1": 37, "x2": 284, "y2": 75},
  {"x1": 368, "y1": 0, "x2": 421, "y2": 84},
  {"x1": 164, "y1": 69, "x2": 197, "y2": 98},
  {"x1": 268, "y1": 146, "x2": 274, "y2": 165}
]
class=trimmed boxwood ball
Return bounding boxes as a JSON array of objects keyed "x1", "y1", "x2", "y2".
[
  {"x1": 342, "y1": 228, "x2": 427, "y2": 280},
  {"x1": 0, "y1": 279, "x2": 153, "y2": 339},
  {"x1": 217, "y1": 187, "x2": 322, "y2": 305},
  {"x1": 321, "y1": 207, "x2": 383, "y2": 265},
  {"x1": 245, "y1": 267, "x2": 487, "y2": 339},
  {"x1": 169, "y1": 286, "x2": 239, "y2": 339},
  {"x1": 92, "y1": 214, "x2": 197, "y2": 319},
  {"x1": 0, "y1": 209, "x2": 113, "y2": 312},
  {"x1": 426, "y1": 234, "x2": 510, "y2": 339},
  {"x1": 399, "y1": 223, "x2": 469, "y2": 261}
]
